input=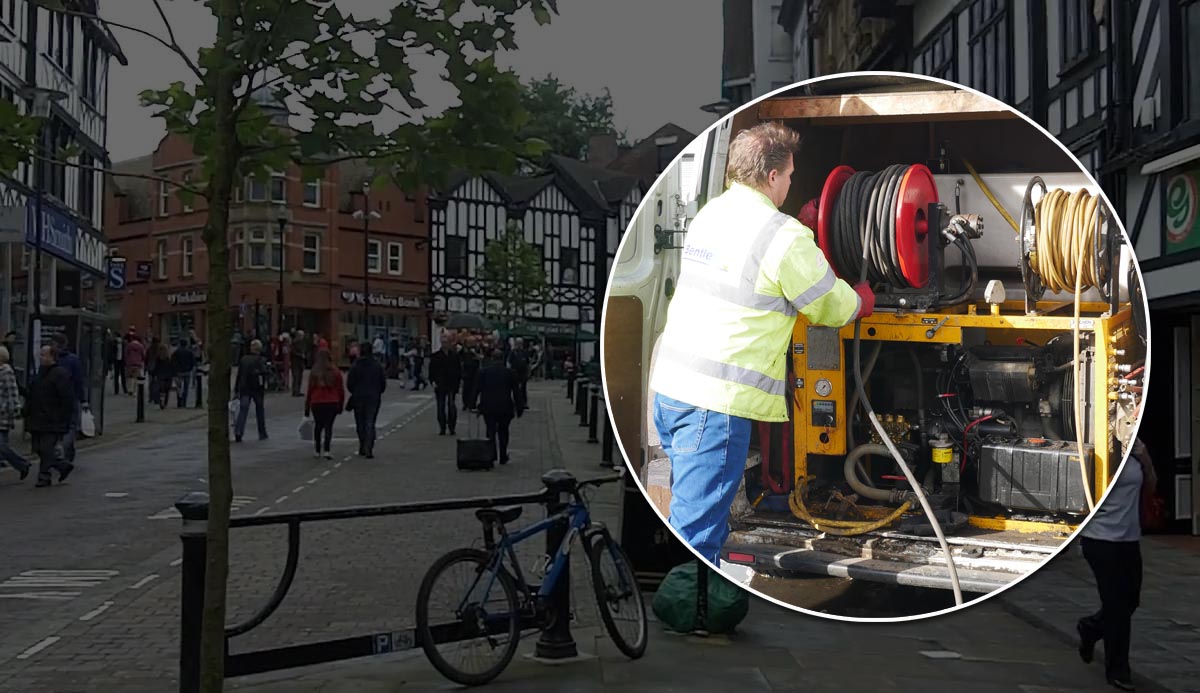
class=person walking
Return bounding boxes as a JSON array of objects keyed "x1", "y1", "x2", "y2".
[
  {"x1": 171, "y1": 338, "x2": 196, "y2": 408},
  {"x1": 1076, "y1": 436, "x2": 1156, "y2": 691},
  {"x1": 25, "y1": 345, "x2": 75, "y2": 487},
  {"x1": 459, "y1": 345, "x2": 480, "y2": 413},
  {"x1": 291, "y1": 329, "x2": 309, "y2": 397},
  {"x1": 304, "y1": 350, "x2": 344, "y2": 460},
  {"x1": 152, "y1": 342, "x2": 175, "y2": 410},
  {"x1": 125, "y1": 334, "x2": 147, "y2": 398},
  {"x1": 0, "y1": 346, "x2": 31, "y2": 481},
  {"x1": 347, "y1": 342, "x2": 386, "y2": 458},
  {"x1": 110, "y1": 331, "x2": 127, "y2": 395},
  {"x1": 409, "y1": 343, "x2": 427, "y2": 391},
  {"x1": 430, "y1": 337, "x2": 461, "y2": 436},
  {"x1": 507, "y1": 338, "x2": 530, "y2": 410},
  {"x1": 233, "y1": 339, "x2": 270, "y2": 442},
  {"x1": 52, "y1": 334, "x2": 86, "y2": 465},
  {"x1": 649, "y1": 122, "x2": 874, "y2": 564},
  {"x1": 473, "y1": 349, "x2": 522, "y2": 466}
]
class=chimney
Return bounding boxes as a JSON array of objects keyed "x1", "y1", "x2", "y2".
[{"x1": 586, "y1": 134, "x2": 620, "y2": 167}]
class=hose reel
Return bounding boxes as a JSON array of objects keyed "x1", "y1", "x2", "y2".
[{"x1": 1019, "y1": 176, "x2": 1114, "y2": 313}]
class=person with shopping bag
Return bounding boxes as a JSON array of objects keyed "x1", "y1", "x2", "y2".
[{"x1": 304, "y1": 350, "x2": 345, "y2": 460}]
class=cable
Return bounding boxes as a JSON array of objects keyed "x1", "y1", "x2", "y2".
[{"x1": 788, "y1": 476, "x2": 913, "y2": 536}]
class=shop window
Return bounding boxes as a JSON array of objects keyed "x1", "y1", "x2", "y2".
[
  {"x1": 156, "y1": 238, "x2": 168, "y2": 279},
  {"x1": 303, "y1": 178, "x2": 320, "y2": 207},
  {"x1": 181, "y1": 235, "x2": 194, "y2": 277},
  {"x1": 303, "y1": 232, "x2": 320, "y2": 273},
  {"x1": 446, "y1": 236, "x2": 468, "y2": 277},
  {"x1": 387, "y1": 242, "x2": 403, "y2": 275},
  {"x1": 367, "y1": 239, "x2": 382, "y2": 274}
]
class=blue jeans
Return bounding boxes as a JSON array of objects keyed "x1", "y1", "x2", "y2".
[
  {"x1": 0, "y1": 429, "x2": 30, "y2": 474},
  {"x1": 653, "y1": 393, "x2": 752, "y2": 564},
  {"x1": 234, "y1": 392, "x2": 267, "y2": 439}
]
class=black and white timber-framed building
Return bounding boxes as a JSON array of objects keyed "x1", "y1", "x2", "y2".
[
  {"x1": 722, "y1": 0, "x2": 1200, "y2": 533},
  {"x1": 428, "y1": 155, "x2": 643, "y2": 362}
]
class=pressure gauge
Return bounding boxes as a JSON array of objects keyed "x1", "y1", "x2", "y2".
[{"x1": 814, "y1": 378, "x2": 833, "y2": 397}]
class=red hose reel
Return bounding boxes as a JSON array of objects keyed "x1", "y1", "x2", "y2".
[{"x1": 814, "y1": 163, "x2": 940, "y2": 289}]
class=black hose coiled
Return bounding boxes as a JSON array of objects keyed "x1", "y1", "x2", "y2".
[{"x1": 830, "y1": 165, "x2": 911, "y2": 288}]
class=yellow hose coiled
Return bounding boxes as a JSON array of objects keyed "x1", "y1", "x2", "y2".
[{"x1": 788, "y1": 477, "x2": 913, "y2": 536}]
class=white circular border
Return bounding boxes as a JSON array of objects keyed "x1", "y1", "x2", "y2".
[{"x1": 598, "y1": 70, "x2": 1154, "y2": 624}]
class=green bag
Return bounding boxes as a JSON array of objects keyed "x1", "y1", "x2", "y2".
[{"x1": 651, "y1": 560, "x2": 749, "y2": 634}]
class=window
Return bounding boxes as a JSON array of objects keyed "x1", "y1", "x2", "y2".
[
  {"x1": 248, "y1": 225, "x2": 268, "y2": 268},
  {"x1": 303, "y1": 178, "x2": 320, "y2": 206},
  {"x1": 915, "y1": 17, "x2": 956, "y2": 82},
  {"x1": 47, "y1": 11, "x2": 75, "y2": 75},
  {"x1": 271, "y1": 225, "x2": 284, "y2": 270},
  {"x1": 387, "y1": 242, "x2": 403, "y2": 275},
  {"x1": 446, "y1": 236, "x2": 468, "y2": 277},
  {"x1": 156, "y1": 238, "x2": 168, "y2": 279},
  {"x1": 367, "y1": 239, "x2": 382, "y2": 274},
  {"x1": 270, "y1": 174, "x2": 287, "y2": 203},
  {"x1": 968, "y1": 0, "x2": 1010, "y2": 102},
  {"x1": 0, "y1": 1, "x2": 16, "y2": 30},
  {"x1": 560, "y1": 247, "x2": 580, "y2": 285},
  {"x1": 81, "y1": 35, "x2": 100, "y2": 105},
  {"x1": 78, "y1": 152, "x2": 94, "y2": 225},
  {"x1": 159, "y1": 179, "x2": 169, "y2": 216},
  {"x1": 247, "y1": 177, "x2": 267, "y2": 202},
  {"x1": 302, "y1": 232, "x2": 320, "y2": 273},
  {"x1": 1186, "y1": 0, "x2": 1200, "y2": 121},
  {"x1": 181, "y1": 236, "x2": 194, "y2": 276},
  {"x1": 233, "y1": 228, "x2": 245, "y2": 269},
  {"x1": 1060, "y1": 0, "x2": 1097, "y2": 71},
  {"x1": 182, "y1": 172, "x2": 193, "y2": 212},
  {"x1": 46, "y1": 121, "x2": 70, "y2": 200}
]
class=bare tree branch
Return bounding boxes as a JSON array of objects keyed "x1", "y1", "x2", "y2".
[
  {"x1": 35, "y1": 154, "x2": 207, "y2": 197},
  {"x1": 150, "y1": 0, "x2": 204, "y2": 79},
  {"x1": 54, "y1": 7, "x2": 203, "y2": 80}
]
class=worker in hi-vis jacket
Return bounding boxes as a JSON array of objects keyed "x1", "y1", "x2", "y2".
[{"x1": 649, "y1": 122, "x2": 876, "y2": 564}]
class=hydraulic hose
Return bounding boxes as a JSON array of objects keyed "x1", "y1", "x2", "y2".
[
  {"x1": 788, "y1": 476, "x2": 913, "y2": 536},
  {"x1": 844, "y1": 444, "x2": 904, "y2": 502}
]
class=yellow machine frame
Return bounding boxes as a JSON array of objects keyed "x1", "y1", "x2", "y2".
[{"x1": 789, "y1": 300, "x2": 1135, "y2": 534}]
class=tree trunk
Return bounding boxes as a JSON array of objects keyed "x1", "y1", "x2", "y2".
[{"x1": 199, "y1": 3, "x2": 239, "y2": 690}]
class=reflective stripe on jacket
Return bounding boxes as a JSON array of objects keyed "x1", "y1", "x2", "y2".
[{"x1": 649, "y1": 183, "x2": 860, "y2": 422}]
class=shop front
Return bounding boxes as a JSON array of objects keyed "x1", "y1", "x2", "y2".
[{"x1": 334, "y1": 288, "x2": 428, "y2": 365}]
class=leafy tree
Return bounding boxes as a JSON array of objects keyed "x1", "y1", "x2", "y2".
[
  {"x1": 481, "y1": 221, "x2": 547, "y2": 327},
  {"x1": 31, "y1": 1, "x2": 553, "y2": 688},
  {"x1": 519, "y1": 75, "x2": 627, "y2": 160},
  {"x1": 0, "y1": 100, "x2": 39, "y2": 176}
]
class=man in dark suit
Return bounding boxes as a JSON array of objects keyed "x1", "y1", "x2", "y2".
[{"x1": 473, "y1": 349, "x2": 523, "y2": 465}]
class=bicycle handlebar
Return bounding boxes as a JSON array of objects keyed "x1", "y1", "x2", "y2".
[{"x1": 577, "y1": 471, "x2": 624, "y2": 489}]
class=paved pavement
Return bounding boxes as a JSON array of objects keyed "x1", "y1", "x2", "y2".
[{"x1": 0, "y1": 380, "x2": 1194, "y2": 692}]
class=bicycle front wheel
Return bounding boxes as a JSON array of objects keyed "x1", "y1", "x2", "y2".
[
  {"x1": 415, "y1": 548, "x2": 521, "y2": 686},
  {"x1": 589, "y1": 535, "x2": 647, "y2": 658}
]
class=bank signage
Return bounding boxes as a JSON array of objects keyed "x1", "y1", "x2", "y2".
[
  {"x1": 23, "y1": 198, "x2": 107, "y2": 275},
  {"x1": 167, "y1": 290, "x2": 207, "y2": 306},
  {"x1": 107, "y1": 257, "x2": 127, "y2": 290},
  {"x1": 340, "y1": 289, "x2": 423, "y2": 310}
]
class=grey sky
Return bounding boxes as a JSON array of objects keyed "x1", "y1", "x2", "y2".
[{"x1": 101, "y1": 1, "x2": 724, "y2": 162}]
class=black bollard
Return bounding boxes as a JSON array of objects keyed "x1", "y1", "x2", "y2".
[
  {"x1": 194, "y1": 370, "x2": 204, "y2": 409},
  {"x1": 574, "y1": 378, "x2": 588, "y2": 418},
  {"x1": 566, "y1": 372, "x2": 576, "y2": 402},
  {"x1": 535, "y1": 471, "x2": 578, "y2": 659},
  {"x1": 578, "y1": 380, "x2": 590, "y2": 428},
  {"x1": 176, "y1": 492, "x2": 210, "y2": 693},
  {"x1": 587, "y1": 386, "x2": 599, "y2": 443},
  {"x1": 136, "y1": 377, "x2": 146, "y2": 423},
  {"x1": 601, "y1": 396, "x2": 614, "y2": 467}
]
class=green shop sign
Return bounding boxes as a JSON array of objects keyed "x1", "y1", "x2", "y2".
[{"x1": 1166, "y1": 167, "x2": 1200, "y2": 254}]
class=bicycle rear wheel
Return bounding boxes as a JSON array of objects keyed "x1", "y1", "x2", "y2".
[
  {"x1": 415, "y1": 548, "x2": 521, "y2": 686},
  {"x1": 589, "y1": 535, "x2": 647, "y2": 658}
]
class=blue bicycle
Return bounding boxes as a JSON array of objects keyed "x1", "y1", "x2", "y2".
[{"x1": 415, "y1": 469, "x2": 647, "y2": 685}]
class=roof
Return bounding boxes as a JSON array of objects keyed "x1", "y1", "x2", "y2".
[
  {"x1": 606, "y1": 123, "x2": 696, "y2": 186},
  {"x1": 436, "y1": 159, "x2": 640, "y2": 219}
]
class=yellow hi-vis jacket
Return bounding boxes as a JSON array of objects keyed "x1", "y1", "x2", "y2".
[{"x1": 650, "y1": 182, "x2": 862, "y2": 423}]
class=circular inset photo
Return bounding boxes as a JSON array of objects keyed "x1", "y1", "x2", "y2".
[{"x1": 601, "y1": 72, "x2": 1150, "y2": 621}]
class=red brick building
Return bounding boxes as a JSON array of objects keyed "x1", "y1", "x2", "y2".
[{"x1": 104, "y1": 134, "x2": 431, "y2": 357}]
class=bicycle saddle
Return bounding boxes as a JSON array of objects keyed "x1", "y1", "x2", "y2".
[
  {"x1": 541, "y1": 469, "x2": 577, "y2": 492},
  {"x1": 475, "y1": 505, "x2": 523, "y2": 525}
]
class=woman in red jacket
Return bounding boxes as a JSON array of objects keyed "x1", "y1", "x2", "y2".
[{"x1": 304, "y1": 350, "x2": 345, "y2": 459}]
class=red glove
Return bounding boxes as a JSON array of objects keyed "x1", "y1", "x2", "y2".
[
  {"x1": 798, "y1": 198, "x2": 819, "y2": 229},
  {"x1": 853, "y1": 282, "x2": 875, "y2": 320}
]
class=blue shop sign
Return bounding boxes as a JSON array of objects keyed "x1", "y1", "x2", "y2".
[{"x1": 24, "y1": 198, "x2": 107, "y2": 276}]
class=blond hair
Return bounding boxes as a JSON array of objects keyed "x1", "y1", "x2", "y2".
[{"x1": 725, "y1": 122, "x2": 801, "y2": 189}]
